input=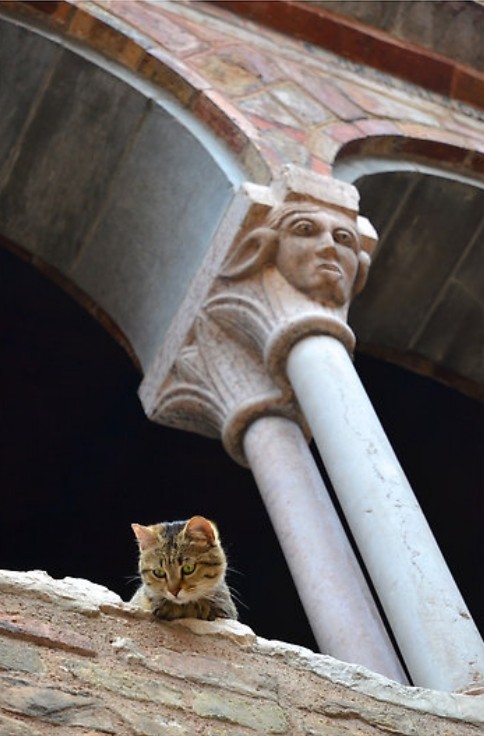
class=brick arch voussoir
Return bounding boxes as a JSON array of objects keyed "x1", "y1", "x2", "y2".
[{"x1": 334, "y1": 131, "x2": 484, "y2": 177}]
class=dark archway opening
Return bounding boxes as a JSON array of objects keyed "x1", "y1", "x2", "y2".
[{"x1": 1, "y1": 244, "x2": 482, "y2": 651}]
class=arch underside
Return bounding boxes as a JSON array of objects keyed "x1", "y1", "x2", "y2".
[
  {"x1": 347, "y1": 168, "x2": 484, "y2": 400},
  {"x1": 0, "y1": 15, "x2": 244, "y2": 372},
  {"x1": 0, "y1": 14, "x2": 482, "y2": 398}
]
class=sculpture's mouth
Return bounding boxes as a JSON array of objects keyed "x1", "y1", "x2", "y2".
[{"x1": 316, "y1": 261, "x2": 341, "y2": 275}]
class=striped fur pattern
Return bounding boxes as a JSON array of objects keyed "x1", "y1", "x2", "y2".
[{"x1": 131, "y1": 515, "x2": 237, "y2": 621}]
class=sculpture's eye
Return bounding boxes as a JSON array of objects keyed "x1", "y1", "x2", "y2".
[
  {"x1": 182, "y1": 562, "x2": 196, "y2": 575},
  {"x1": 152, "y1": 568, "x2": 166, "y2": 578},
  {"x1": 291, "y1": 219, "x2": 314, "y2": 236},
  {"x1": 334, "y1": 228, "x2": 356, "y2": 248}
]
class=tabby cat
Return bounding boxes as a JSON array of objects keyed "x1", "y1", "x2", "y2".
[{"x1": 131, "y1": 515, "x2": 238, "y2": 621}]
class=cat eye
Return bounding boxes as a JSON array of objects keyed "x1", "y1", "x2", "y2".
[
  {"x1": 182, "y1": 562, "x2": 196, "y2": 575},
  {"x1": 152, "y1": 568, "x2": 166, "y2": 578}
]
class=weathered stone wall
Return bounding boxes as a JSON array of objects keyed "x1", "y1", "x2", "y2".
[{"x1": 0, "y1": 570, "x2": 482, "y2": 735}]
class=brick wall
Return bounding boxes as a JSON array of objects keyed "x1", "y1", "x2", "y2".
[
  {"x1": 1, "y1": 0, "x2": 482, "y2": 182},
  {"x1": 1, "y1": 570, "x2": 482, "y2": 735}
]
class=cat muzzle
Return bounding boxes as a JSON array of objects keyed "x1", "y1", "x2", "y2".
[{"x1": 168, "y1": 583, "x2": 182, "y2": 598}]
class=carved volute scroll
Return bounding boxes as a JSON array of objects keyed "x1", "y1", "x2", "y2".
[
  {"x1": 149, "y1": 309, "x2": 307, "y2": 465},
  {"x1": 140, "y1": 165, "x2": 377, "y2": 464}
]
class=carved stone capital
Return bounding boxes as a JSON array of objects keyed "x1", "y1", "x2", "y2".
[
  {"x1": 207, "y1": 265, "x2": 357, "y2": 391},
  {"x1": 140, "y1": 166, "x2": 377, "y2": 460},
  {"x1": 149, "y1": 309, "x2": 307, "y2": 465}
]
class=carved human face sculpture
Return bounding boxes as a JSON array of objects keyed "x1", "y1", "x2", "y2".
[{"x1": 275, "y1": 209, "x2": 361, "y2": 306}]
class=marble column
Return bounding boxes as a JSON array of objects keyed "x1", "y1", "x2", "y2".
[
  {"x1": 287, "y1": 335, "x2": 484, "y2": 692},
  {"x1": 244, "y1": 415, "x2": 407, "y2": 682},
  {"x1": 140, "y1": 165, "x2": 483, "y2": 690}
]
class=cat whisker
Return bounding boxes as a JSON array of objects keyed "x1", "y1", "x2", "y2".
[
  {"x1": 226, "y1": 585, "x2": 248, "y2": 611},
  {"x1": 124, "y1": 574, "x2": 141, "y2": 584}
]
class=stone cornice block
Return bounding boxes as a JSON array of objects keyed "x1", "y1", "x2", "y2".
[{"x1": 273, "y1": 164, "x2": 359, "y2": 214}]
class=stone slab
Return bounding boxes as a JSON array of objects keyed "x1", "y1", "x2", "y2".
[
  {"x1": 0, "y1": 20, "x2": 59, "y2": 175},
  {"x1": 72, "y1": 101, "x2": 236, "y2": 368},
  {"x1": 414, "y1": 241, "x2": 484, "y2": 384},
  {"x1": 0, "y1": 42, "x2": 146, "y2": 271},
  {"x1": 351, "y1": 172, "x2": 484, "y2": 356}
]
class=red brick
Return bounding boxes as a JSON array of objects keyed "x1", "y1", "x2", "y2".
[
  {"x1": 442, "y1": 113, "x2": 484, "y2": 145},
  {"x1": 276, "y1": 59, "x2": 364, "y2": 122},
  {"x1": 270, "y1": 82, "x2": 332, "y2": 126},
  {"x1": 239, "y1": 90, "x2": 301, "y2": 128},
  {"x1": 252, "y1": 139, "x2": 286, "y2": 173},
  {"x1": 308, "y1": 122, "x2": 364, "y2": 163},
  {"x1": 192, "y1": 91, "x2": 251, "y2": 154},
  {"x1": 451, "y1": 66, "x2": 484, "y2": 110},
  {"x1": 308, "y1": 78, "x2": 364, "y2": 122},
  {"x1": 397, "y1": 134, "x2": 471, "y2": 167},
  {"x1": 310, "y1": 156, "x2": 333, "y2": 177},
  {"x1": 467, "y1": 151, "x2": 484, "y2": 175},
  {"x1": 323, "y1": 121, "x2": 362, "y2": 144},
  {"x1": 212, "y1": 1, "x2": 455, "y2": 98},
  {"x1": 354, "y1": 119, "x2": 402, "y2": 137},
  {"x1": 69, "y1": 7, "x2": 144, "y2": 67},
  {"x1": 96, "y1": 0, "x2": 208, "y2": 57},
  {"x1": 336, "y1": 81, "x2": 440, "y2": 126},
  {"x1": 193, "y1": 44, "x2": 283, "y2": 91},
  {"x1": 139, "y1": 48, "x2": 209, "y2": 106},
  {"x1": 397, "y1": 123, "x2": 467, "y2": 147},
  {"x1": 260, "y1": 128, "x2": 310, "y2": 166},
  {"x1": 0, "y1": 612, "x2": 96, "y2": 657},
  {"x1": 1, "y1": 0, "x2": 74, "y2": 26},
  {"x1": 169, "y1": 12, "x2": 236, "y2": 48},
  {"x1": 244, "y1": 113, "x2": 281, "y2": 133},
  {"x1": 307, "y1": 130, "x2": 340, "y2": 163},
  {"x1": 336, "y1": 131, "x2": 478, "y2": 168},
  {"x1": 191, "y1": 51, "x2": 264, "y2": 96},
  {"x1": 207, "y1": 89, "x2": 259, "y2": 140},
  {"x1": 25, "y1": 0, "x2": 73, "y2": 24}
]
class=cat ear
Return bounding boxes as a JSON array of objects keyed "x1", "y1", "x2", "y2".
[
  {"x1": 131, "y1": 523, "x2": 158, "y2": 550},
  {"x1": 184, "y1": 516, "x2": 217, "y2": 545}
]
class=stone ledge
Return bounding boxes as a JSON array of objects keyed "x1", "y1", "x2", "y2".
[
  {"x1": 0, "y1": 569, "x2": 125, "y2": 616},
  {"x1": 0, "y1": 569, "x2": 482, "y2": 736}
]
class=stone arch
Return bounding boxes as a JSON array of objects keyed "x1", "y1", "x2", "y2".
[
  {"x1": 334, "y1": 134, "x2": 484, "y2": 179},
  {"x1": 332, "y1": 136, "x2": 484, "y2": 399},
  {"x1": 0, "y1": 12, "x2": 260, "y2": 371}
]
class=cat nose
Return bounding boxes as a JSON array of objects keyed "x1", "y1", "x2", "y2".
[{"x1": 168, "y1": 581, "x2": 181, "y2": 597}]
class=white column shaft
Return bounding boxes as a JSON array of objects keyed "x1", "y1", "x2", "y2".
[
  {"x1": 287, "y1": 335, "x2": 484, "y2": 691},
  {"x1": 244, "y1": 415, "x2": 408, "y2": 683}
]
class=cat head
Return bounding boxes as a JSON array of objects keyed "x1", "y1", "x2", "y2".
[{"x1": 132, "y1": 515, "x2": 227, "y2": 604}]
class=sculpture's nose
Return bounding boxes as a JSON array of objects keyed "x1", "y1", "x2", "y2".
[{"x1": 315, "y1": 230, "x2": 336, "y2": 254}]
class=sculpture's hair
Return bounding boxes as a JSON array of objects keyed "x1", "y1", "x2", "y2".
[{"x1": 130, "y1": 516, "x2": 238, "y2": 621}]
